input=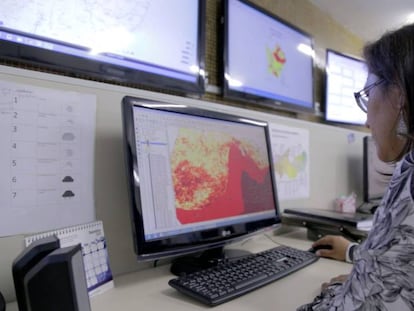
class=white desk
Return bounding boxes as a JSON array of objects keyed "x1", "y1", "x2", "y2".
[{"x1": 6, "y1": 229, "x2": 352, "y2": 310}]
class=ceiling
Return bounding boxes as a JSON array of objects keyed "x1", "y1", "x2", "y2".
[{"x1": 309, "y1": 0, "x2": 414, "y2": 41}]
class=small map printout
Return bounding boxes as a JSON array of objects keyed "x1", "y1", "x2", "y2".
[{"x1": 269, "y1": 123, "x2": 310, "y2": 201}]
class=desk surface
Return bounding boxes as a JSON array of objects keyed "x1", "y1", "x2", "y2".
[{"x1": 7, "y1": 229, "x2": 352, "y2": 311}]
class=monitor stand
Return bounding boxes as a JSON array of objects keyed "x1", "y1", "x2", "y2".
[{"x1": 170, "y1": 246, "x2": 251, "y2": 276}]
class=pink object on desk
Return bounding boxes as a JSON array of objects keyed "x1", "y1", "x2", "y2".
[{"x1": 334, "y1": 192, "x2": 357, "y2": 213}]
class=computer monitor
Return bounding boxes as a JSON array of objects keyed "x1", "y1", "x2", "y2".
[
  {"x1": 325, "y1": 49, "x2": 368, "y2": 125},
  {"x1": 0, "y1": 0, "x2": 205, "y2": 95},
  {"x1": 121, "y1": 96, "x2": 281, "y2": 273},
  {"x1": 363, "y1": 136, "x2": 395, "y2": 204},
  {"x1": 222, "y1": 0, "x2": 315, "y2": 113}
]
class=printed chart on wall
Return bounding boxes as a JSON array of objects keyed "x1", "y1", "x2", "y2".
[
  {"x1": 269, "y1": 123, "x2": 310, "y2": 201},
  {"x1": 0, "y1": 80, "x2": 96, "y2": 236}
]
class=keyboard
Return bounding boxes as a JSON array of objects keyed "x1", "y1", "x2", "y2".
[{"x1": 168, "y1": 245, "x2": 318, "y2": 306}]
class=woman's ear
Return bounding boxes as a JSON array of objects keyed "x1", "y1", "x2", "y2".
[
  {"x1": 389, "y1": 84, "x2": 405, "y2": 111},
  {"x1": 397, "y1": 111, "x2": 408, "y2": 135},
  {"x1": 397, "y1": 85, "x2": 406, "y2": 109},
  {"x1": 396, "y1": 86, "x2": 408, "y2": 135}
]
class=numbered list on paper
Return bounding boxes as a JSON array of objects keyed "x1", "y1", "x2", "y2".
[{"x1": 0, "y1": 80, "x2": 96, "y2": 236}]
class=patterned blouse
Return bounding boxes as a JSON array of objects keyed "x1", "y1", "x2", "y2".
[{"x1": 297, "y1": 150, "x2": 414, "y2": 310}]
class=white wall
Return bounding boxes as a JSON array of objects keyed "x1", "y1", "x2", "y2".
[{"x1": 0, "y1": 65, "x2": 367, "y2": 302}]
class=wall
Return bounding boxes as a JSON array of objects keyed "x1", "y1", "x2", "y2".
[
  {"x1": 0, "y1": 65, "x2": 366, "y2": 303},
  {"x1": 0, "y1": 0, "x2": 369, "y2": 303}
]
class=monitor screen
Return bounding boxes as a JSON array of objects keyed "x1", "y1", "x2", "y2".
[
  {"x1": 121, "y1": 96, "x2": 280, "y2": 264},
  {"x1": 363, "y1": 136, "x2": 395, "y2": 203},
  {"x1": 223, "y1": 0, "x2": 314, "y2": 113},
  {"x1": 325, "y1": 49, "x2": 368, "y2": 125},
  {"x1": 0, "y1": 0, "x2": 205, "y2": 94}
]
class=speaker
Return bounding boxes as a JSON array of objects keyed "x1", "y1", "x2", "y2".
[
  {"x1": 13, "y1": 235, "x2": 60, "y2": 311},
  {"x1": 12, "y1": 237, "x2": 91, "y2": 311},
  {"x1": 24, "y1": 244, "x2": 91, "y2": 311}
]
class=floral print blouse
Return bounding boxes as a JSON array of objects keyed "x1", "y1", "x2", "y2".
[{"x1": 297, "y1": 150, "x2": 414, "y2": 310}]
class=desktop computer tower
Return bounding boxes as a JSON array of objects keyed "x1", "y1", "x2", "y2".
[{"x1": 12, "y1": 236, "x2": 91, "y2": 311}]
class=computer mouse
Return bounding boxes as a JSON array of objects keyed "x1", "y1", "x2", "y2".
[{"x1": 308, "y1": 244, "x2": 333, "y2": 253}]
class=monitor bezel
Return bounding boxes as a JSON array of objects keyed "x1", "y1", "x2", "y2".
[
  {"x1": 0, "y1": 1, "x2": 206, "y2": 95},
  {"x1": 121, "y1": 96, "x2": 281, "y2": 260},
  {"x1": 324, "y1": 49, "x2": 368, "y2": 125},
  {"x1": 222, "y1": 0, "x2": 315, "y2": 114}
]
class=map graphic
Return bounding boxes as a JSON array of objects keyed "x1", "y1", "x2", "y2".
[
  {"x1": 274, "y1": 149, "x2": 307, "y2": 179},
  {"x1": 0, "y1": 0, "x2": 151, "y2": 55},
  {"x1": 170, "y1": 128, "x2": 275, "y2": 224},
  {"x1": 266, "y1": 44, "x2": 287, "y2": 77},
  {"x1": 269, "y1": 123, "x2": 310, "y2": 201},
  {"x1": 0, "y1": 0, "x2": 197, "y2": 73}
]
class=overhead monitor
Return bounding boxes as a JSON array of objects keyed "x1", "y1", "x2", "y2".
[
  {"x1": 223, "y1": 0, "x2": 315, "y2": 113},
  {"x1": 325, "y1": 49, "x2": 368, "y2": 125},
  {"x1": 363, "y1": 136, "x2": 395, "y2": 204},
  {"x1": 0, "y1": 0, "x2": 206, "y2": 94},
  {"x1": 121, "y1": 96, "x2": 281, "y2": 273}
]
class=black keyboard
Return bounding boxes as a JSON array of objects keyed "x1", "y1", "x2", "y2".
[{"x1": 168, "y1": 245, "x2": 318, "y2": 306}]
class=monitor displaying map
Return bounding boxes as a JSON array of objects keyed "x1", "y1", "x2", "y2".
[
  {"x1": 223, "y1": 0, "x2": 314, "y2": 113},
  {"x1": 121, "y1": 96, "x2": 280, "y2": 260},
  {"x1": 0, "y1": 0, "x2": 206, "y2": 94}
]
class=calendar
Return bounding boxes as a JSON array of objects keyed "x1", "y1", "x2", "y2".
[{"x1": 25, "y1": 221, "x2": 114, "y2": 297}]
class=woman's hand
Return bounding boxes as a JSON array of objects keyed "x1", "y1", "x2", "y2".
[
  {"x1": 312, "y1": 235, "x2": 350, "y2": 261},
  {"x1": 321, "y1": 274, "x2": 349, "y2": 291}
]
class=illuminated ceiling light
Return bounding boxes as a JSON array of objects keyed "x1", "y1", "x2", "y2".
[
  {"x1": 89, "y1": 27, "x2": 133, "y2": 55},
  {"x1": 190, "y1": 65, "x2": 205, "y2": 77},
  {"x1": 297, "y1": 43, "x2": 315, "y2": 58},
  {"x1": 142, "y1": 104, "x2": 187, "y2": 108},
  {"x1": 224, "y1": 73, "x2": 243, "y2": 87},
  {"x1": 406, "y1": 12, "x2": 414, "y2": 24},
  {"x1": 238, "y1": 118, "x2": 266, "y2": 126}
]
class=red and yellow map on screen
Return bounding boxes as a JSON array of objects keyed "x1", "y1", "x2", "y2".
[{"x1": 171, "y1": 128, "x2": 274, "y2": 224}]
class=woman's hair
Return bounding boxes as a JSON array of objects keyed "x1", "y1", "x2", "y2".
[{"x1": 363, "y1": 23, "x2": 414, "y2": 158}]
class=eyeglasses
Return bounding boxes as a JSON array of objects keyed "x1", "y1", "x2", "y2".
[{"x1": 354, "y1": 79, "x2": 384, "y2": 113}]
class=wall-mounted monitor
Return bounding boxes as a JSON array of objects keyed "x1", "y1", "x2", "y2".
[
  {"x1": 325, "y1": 49, "x2": 368, "y2": 125},
  {"x1": 0, "y1": 0, "x2": 206, "y2": 95},
  {"x1": 121, "y1": 96, "x2": 281, "y2": 271},
  {"x1": 223, "y1": 0, "x2": 315, "y2": 113}
]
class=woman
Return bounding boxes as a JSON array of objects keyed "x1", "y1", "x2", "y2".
[{"x1": 298, "y1": 23, "x2": 414, "y2": 310}]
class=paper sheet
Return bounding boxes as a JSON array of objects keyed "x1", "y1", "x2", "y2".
[
  {"x1": 0, "y1": 80, "x2": 96, "y2": 236},
  {"x1": 269, "y1": 123, "x2": 310, "y2": 201}
]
